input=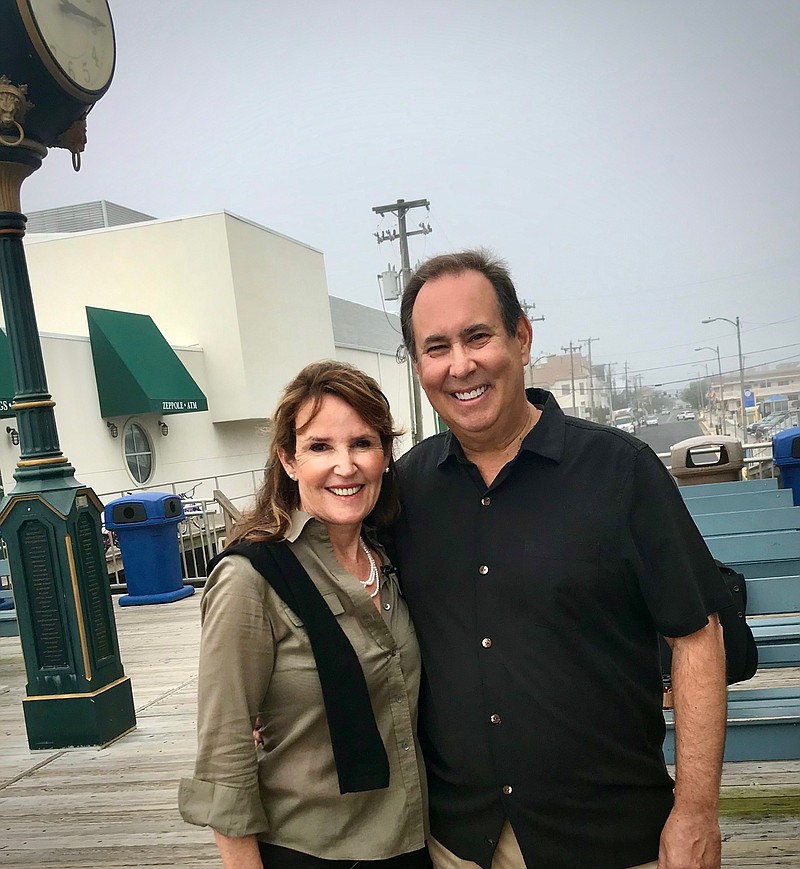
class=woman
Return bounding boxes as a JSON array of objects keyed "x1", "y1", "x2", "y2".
[{"x1": 179, "y1": 360, "x2": 428, "y2": 869}]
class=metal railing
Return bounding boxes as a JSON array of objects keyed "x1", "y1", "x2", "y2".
[{"x1": 98, "y1": 467, "x2": 263, "y2": 514}]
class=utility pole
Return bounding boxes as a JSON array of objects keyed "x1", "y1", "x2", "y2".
[
  {"x1": 562, "y1": 342, "x2": 582, "y2": 418},
  {"x1": 624, "y1": 361, "x2": 630, "y2": 409},
  {"x1": 521, "y1": 300, "x2": 545, "y2": 388},
  {"x1": 606, "y1": 363, "x2": 618, "y2": 415},
  {"x1": 635, "y1": 374, "x2": 643, "y2": 417},
  {"x1": 372, "y1": 198, "x2": 431, "y2": 444},
  {"x1": 579, "y1": 336, "x2": 599, "y2": 419}
]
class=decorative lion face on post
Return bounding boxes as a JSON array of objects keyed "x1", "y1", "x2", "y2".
[{"x1": 0, "y1": 75, "x2": 33, "y2": 147}]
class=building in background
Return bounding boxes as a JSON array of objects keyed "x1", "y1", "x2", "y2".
[
  {"x1": 527, "y1": 352, "x2": 611, "y2": 420},
  {"x1": 0, "y1": 202, "x2": 433, "y2": 504},
  {"x1": 708, "y1": 364, "x2": 800, "y2": 423}
]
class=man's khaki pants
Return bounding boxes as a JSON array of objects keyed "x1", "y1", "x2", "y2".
[{"x1": 427, "y1": 822, "x2": 658, "y2": 869}]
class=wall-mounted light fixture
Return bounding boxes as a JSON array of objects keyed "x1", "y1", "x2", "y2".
[
  {"x1": 159, "y1": 421, "x2": 169, "y2": 437},
  {"x1": 6, "y1": 426, "x2": 19, "y2": 446},
  {"x1": 106, "y1": 421, "x2": 119, "y2": 438}
]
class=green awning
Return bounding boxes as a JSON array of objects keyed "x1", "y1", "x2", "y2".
[
  {"x1": 86, "y1": 307, "x2": 208, "y2": 418},
  {"x1": 0, "y1": 328, "x2": 15, "y2": 419}
]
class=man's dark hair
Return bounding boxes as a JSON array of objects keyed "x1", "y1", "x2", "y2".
[{"x1": 400, "y1": 249, "x2": 525, "y2": 360}]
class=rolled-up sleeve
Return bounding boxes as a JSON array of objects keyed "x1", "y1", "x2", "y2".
[
  {"x1": 179, "y1": 556, "x2": 275, "y2": 837},
  {"x1": 625, "y1": 446, "x2": 732, "y2": 638}
]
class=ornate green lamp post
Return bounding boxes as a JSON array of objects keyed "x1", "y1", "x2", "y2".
[{"x1": 0, "y1": 0, "x2": 135, "y2": 748}]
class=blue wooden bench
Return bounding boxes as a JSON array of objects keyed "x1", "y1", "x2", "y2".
[
  {"x1": 663, "y1": 477, "x2": 800, "y2": 761},
  {"x1": 665, "y1": 689, "x2": 800, "y2": 763}
]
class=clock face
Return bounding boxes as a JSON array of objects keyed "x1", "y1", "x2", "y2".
[{"x1": 20, "y1": 0, "x2": 116, "y2": 97}]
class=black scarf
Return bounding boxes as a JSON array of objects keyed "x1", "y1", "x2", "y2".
[{"x1": 206, "y1": 540, "x2": 390, "y2": 794}]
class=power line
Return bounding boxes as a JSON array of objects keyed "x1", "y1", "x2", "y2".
[
  {"x1": 617, "y1": 313, "x2": 800, "y2": 359},
  {"x1": 651, "y1": 352, "x2": 800, "y2": 388},
  {"x1": 621, "y1": 341, "x2": 800, "y2": 377}
]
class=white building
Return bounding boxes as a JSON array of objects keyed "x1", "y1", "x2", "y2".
[
  {"x1": 705, "y1": 364, "x2": 800, "y2": 427},
  {"x1": 528, "y1": 352, "x2": 610, "y2": 420},
  {"x1": 0, "y1": 204, "x2": 434, "y2": 506}
]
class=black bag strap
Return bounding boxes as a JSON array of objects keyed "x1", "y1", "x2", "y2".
[{"x1": 207, "y1": 540, "x2": 390, "y2": 794}]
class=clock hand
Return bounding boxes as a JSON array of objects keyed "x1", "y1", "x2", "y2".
[{"x1": 59, "y1": 0, "x2": 107, "y2": 27}]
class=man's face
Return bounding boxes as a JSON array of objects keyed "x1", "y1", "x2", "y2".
[{"x1": 411, "y1": 269, "x2": 531, "y2": 442}]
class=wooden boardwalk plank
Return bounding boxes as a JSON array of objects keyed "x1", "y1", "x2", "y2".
[{"x1": 2, "y1": 594, "x2": 800, "y2": 867}]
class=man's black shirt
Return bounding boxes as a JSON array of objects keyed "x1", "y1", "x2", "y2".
[{"x1": 393, "y1": 390, "x2": 730, "y2": 869}]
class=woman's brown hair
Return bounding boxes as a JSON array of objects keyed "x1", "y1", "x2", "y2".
[{"x1": 230, "y1": 360, "x2": 402, "y2": 543}]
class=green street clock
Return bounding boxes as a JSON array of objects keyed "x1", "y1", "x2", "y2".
[
  {"x1": 0, "y1": 0, "x2": 134, "y2": 752},
  {"x1": 0, "y1": 0, "x2": 116, "y2": 147}
]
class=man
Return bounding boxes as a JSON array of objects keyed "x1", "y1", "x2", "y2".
[{"x1": 392, "y1": 250, "x2": 729, "y2": 869}]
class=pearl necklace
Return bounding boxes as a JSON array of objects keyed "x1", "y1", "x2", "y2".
[{"x1": 359, "y1": 539, "x2": 380, "y2": 599}]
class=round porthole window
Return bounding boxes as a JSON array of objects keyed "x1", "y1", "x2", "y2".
[{"x1": 123, "y1": 421, "x2": 154, "y2": 484}]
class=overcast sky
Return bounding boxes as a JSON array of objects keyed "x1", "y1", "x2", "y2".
[{"x1": 21, "y1": 0, "x2": 800, "y2": 393}]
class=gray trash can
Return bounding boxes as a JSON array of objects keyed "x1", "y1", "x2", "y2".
[
  {"x1": 670, "y1": 436, "x2": 744, "y2": 487},
  {"x1": 104, "y1": 492, "x2": 195, "y2": 606}
]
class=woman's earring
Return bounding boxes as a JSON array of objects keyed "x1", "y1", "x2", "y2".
[
  {"x1": 384, "y1": 467, "x2": 390, "y2": 474},
  {"x1": 288, "y1": 472, "x2": 297, "y2": 481}
]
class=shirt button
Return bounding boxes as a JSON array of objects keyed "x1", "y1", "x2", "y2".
[
  {"x1": 481, "y1": 496, "x2": 491, "y2": 506},
  {"x1": 479, "y1": 565, "x2": 489, "y2": 575},
  {"x1": 502, "y1": 785, "x2": 513, "y2": 795},
  {"x1": 481, "y1": 638, "x2": 492, "y2": 648},
  {"x1": 486, "y1": 838, "x2": 495, "y2": 846},
  {"x1": 401, "y1": 741, "x2": 410, "y2": 751},
  {"x1": 394, "y1": 695, "x2": 404, "y2": 704},
  {"x1": 490, "y1": 713, "x2": 501, "y2": 724},
  {"x1": 383, "y1": 602, "x2": 392, "y2": 610},
  {"x1": 389, "y1": 648, "x2": 398, "y2": 656}
]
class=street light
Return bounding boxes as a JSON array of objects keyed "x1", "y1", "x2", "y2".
[
  {"x1": 527, "y1": 353, "x2": 550, "y2": 389},
  {"x1": 702, "y1": 316, "x2": 747, "y2": 443},
  {"x1": 695, "y1": 346, "x2": 724, "y2": 434}
]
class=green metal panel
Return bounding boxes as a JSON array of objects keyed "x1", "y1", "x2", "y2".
[
  {"x1": 0, "y1": 328, "x2": 14, "y2": 418},
  {"x1": 86, "y1": 307, "x2": 208, "y2": 418}
]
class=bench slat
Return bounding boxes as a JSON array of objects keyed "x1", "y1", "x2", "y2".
[
  {"x1": 695, "y1": 507, "x2": 800, "y2": 537},
  {"x1": 746, "y1": 575, "x2": 800, "y2": 614},
  {"x1": 680, "y1": 478, "x2": 778, "y2": 498},
  {"x1": 707, "y1": 530, "x2": 800, "y2": 564},
  {"x1": 686, "y1": 489, "x2": 794, "y2": 515}
]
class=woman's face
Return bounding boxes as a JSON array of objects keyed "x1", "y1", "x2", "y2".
[{"x1": 280, "y1": 394, "x2": 389, "y2": 533}]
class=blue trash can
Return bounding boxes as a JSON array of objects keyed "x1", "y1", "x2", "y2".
[
  {"x1": 104, "y1": 493, "x2": 195, "y2": 606},
  {"x1": 773, "y1": 426, "x2": 800, "y2": 507}
]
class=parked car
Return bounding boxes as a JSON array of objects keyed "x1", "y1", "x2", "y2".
[
  {"x1": 756, "y1": 411, "x2": 797, "y2": 440},
  {"x1": 676, "y1": 412, "x2": 686, "y2": 421},
  {"x1": 750, "y1": 412, "x2": 789, "y2": 436},
  {"x1": 684, "y1": 410, "x2": 696, "y2": 420},
  {"x1": 645, "y1": 417, "x2": 659, "y2": 426}
]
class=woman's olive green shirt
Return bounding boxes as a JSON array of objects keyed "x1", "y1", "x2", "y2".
[{"x1": 178, "y1": 512, "x2": 427, "y2": 859}]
